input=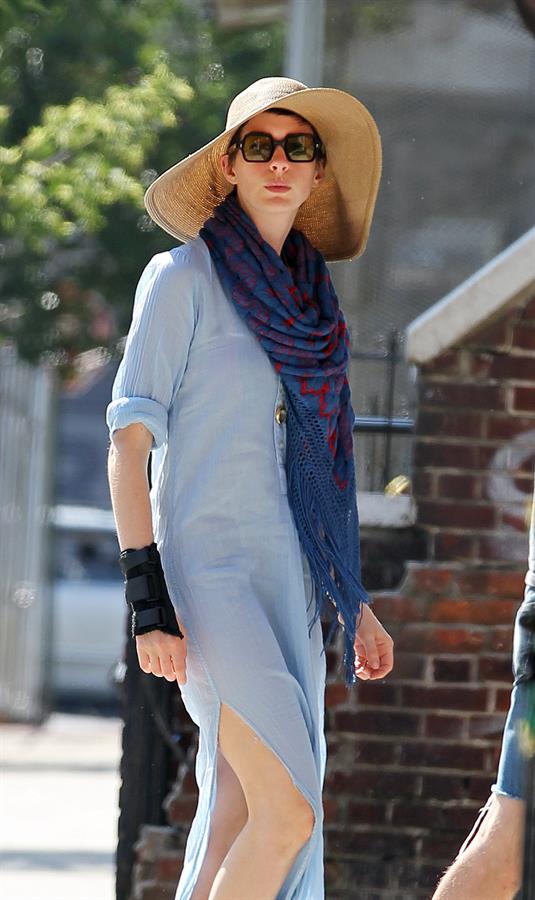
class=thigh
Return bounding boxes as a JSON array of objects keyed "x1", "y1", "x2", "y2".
[{"x1": 218, "y1": 702, "x2": 314, "y2": 831}]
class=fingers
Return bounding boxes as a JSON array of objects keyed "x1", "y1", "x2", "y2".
[
  {"x1": 138, "y1": 646, "x2": 152, "y2": 674},
  {"x1": 159, "y1": 653, "x2": 186, "y2": 685},
  {"x1": 354, "y1": 632, "x2": 394, "y2": 681},
  {"x1": 136, "y1": 631, "x2": 188, "y2": 685},
  {"x1": 375, "y1": 643, "x2": 394, "y2": 679},
  {"x1": 354, "y1": 660, "x2": 372, "y2": 680},
  {"x1": 353, "y1": 643, "x2": 373, "y2": 680},
  {"x1": 171, "y1": 654, "x2": 187, "y2": 687},
  {"x1": 354, "y1": 657, "x2": 388, "y2": 681},
  {"x1": 367, "y1": 660, "x2": 392, "y2": 679}
]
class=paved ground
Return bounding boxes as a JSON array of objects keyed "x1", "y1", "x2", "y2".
[{"x1": 1, "y1": 708, "x2": 122, "y2": 900}]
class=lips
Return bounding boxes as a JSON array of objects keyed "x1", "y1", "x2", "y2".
[{"x1": 265, "y1": 184, "x2": 290, "y2": 192}]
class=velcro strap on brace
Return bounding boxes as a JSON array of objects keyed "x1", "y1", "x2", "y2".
[
  {"x1": 124, "y1": 572, "x2": 158, "y2": 605},
  {"x1": 118, "y1": 543, "x2": 157, "y2": 577},
  {"x1": 133, "y1": 606, "x2": 167, "y2": 630}
]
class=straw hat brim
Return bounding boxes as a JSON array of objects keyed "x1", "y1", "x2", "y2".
[{"x1": 144, "y1": 85, "x2": 382, "y2": 263}]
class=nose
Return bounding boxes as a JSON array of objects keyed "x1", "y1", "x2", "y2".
[{"x1": 269, "y1": 143, "x2": 289, "y2": 173}]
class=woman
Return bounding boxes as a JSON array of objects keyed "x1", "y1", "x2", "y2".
[{"x1": 106, "y1": 76, "x2": 394, "y2": 900}]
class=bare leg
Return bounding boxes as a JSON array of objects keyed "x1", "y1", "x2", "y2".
[
  {"x1": 189, "y1": 748, "x2": 249, "y2": 900},
  {"x1": 432, "y1": 793, "x2": 525, "y2": 900},
  {"x1": 207, "y1": 702, "x2": 316, "y2": 900}
]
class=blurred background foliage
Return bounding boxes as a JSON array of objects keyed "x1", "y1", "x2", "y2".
[{"x1": 0, "y1": 0, "x2": 285, "y2": 381}]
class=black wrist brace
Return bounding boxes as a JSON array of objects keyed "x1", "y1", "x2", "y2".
[{"x1": 118, "y1": 541, "x2": 184, "y2": 640}]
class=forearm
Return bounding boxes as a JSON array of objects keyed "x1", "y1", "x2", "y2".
[{"x1": 107, "y1": 439, "x2": 154, "y2": 552}]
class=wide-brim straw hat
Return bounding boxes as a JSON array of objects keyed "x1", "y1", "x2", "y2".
[{"x1": 144, "y1": 76, "x2": 382, "y2": 263}]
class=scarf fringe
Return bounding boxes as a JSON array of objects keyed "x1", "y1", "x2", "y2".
[{"x1": 285, "y1": 417, "x2": 371, "y2": 688}]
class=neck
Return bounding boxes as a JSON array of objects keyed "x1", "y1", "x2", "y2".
[{"x1": 234, "y1": 188, "x2": 294, "y2": 257}]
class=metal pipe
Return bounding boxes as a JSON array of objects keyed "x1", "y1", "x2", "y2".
[
  {"x1": 353, "y1": 416, "x2": 414, "y2": 434},
  {"x1": 382, "y1": 329, "x2": 399, "y2": 489},
  {"x1": 284, "y1": 0, "x2": 325, "y2": 86}
]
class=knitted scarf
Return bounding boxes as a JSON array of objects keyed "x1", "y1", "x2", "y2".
[{"x1": 199, "y1": 188, "x2": 370, "y2": 686}]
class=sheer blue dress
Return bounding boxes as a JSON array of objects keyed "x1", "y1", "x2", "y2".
[{"x1": 106, "y1": 235, "x2": 328, "y2": 899}]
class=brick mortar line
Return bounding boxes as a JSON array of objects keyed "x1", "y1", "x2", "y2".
[
  {"x1": 334, "y1": 716, "x2": 496, "y2": 729},
  {"x1": 411, "y1": 465, "x2": 534, "y2": 475},
  {"x1": 341, "y1": 705, "x2": 509, "y2": 713},
  {"x1": 414, "y1": 433, "x2": 535, "y2": 442},
  {"x1": 332, "y1": 763, "x2": 496, "y2": 775},
  {"x1": 420, "y1": 406, "x2": 535, "y2": 414},
  {"x1": 372, "y1": 595, "x2": 519, "y2": 600},
  {"x1": 325, "y1": 820, "x2": 482, "y2": 833},
  {"x1": 414, "y1": 497, "x2": 523, "y2": 505},
  {"x1": 418, "y1": 524, "x2": 527, "y2": 533},
  {"x1": 330, "y1": 735, "x2": 505, "y2": 745},
  {"x1": 376, "y1": 622, "x2": 513, "y2": 628},
  {"x1": 420, "y1": 373, "x2": 535, "y2": 384}
]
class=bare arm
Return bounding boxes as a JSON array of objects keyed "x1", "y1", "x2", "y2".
[
  {"x1": 107, "y1": 423, "x2": 187, "y2": 685},
  {"x1": 107, "y1": 422, "x2": 154, "y2": 551}
]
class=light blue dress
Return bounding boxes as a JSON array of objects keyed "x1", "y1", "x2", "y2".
[{"x1": 106, "y1": 235, "x2": 328, "y2": 899}]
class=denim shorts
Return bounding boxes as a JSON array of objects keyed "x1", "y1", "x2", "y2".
[{"x1": 491, "y1": 583, "x2": 535, "y2": 801}]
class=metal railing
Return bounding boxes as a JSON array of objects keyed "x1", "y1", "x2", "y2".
[{"x1": 351, "y1": 329, "x2": 415, "y2": 491}]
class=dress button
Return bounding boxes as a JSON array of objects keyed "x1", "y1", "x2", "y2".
[{"x1": 275, "y1": 404, "x2": 287, "y2": 425}]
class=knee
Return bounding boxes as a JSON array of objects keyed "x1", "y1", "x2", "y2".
[
  {"x1": 290, "y1": 788, "x2": 316, "y2": 843},
  {"x1": 293, "y1": 795, "x2": 316, "y2": 845},
  {"x1": 263, "y1": 788, "x2": 316, "y2": 849}
]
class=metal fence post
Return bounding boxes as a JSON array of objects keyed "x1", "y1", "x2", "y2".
[{"x1": 284, "y1": 0, "x2": 325, "y2": 86}]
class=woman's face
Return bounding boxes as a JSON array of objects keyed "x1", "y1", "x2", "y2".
[{"x1": 220, "y1": 111, "x2": 325, "y2": 225}]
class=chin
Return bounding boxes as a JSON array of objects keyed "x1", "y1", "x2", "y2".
[{"x1": 262, "y1": 190, "x2": 301, "y2": 207}]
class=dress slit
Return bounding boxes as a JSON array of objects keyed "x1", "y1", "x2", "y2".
[
  {"x1": 172, "y1": 620, "x2": 324, "y2": 899},
  {"x1": 217, "y1": 699, "x2": 321, "y2": 898}
]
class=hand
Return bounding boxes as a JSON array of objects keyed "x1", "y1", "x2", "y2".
[
  {"x1": 352, "y1": 604, "x2": 394, "y2": 681},
  {"x1": 136, "y1": 612, "x2": 188, "y2": 686}
]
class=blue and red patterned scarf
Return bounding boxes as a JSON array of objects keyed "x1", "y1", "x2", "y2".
[{"x1": 199, "y1": 188, "x2": 370, "y2": 686}]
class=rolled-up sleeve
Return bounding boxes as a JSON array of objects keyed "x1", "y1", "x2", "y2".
[{"x1": 106, "y1": 248, "x2": 197, "y2": 450}]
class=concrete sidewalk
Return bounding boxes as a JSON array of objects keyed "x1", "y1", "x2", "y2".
[{"x1": 0, "y1": 710, "x2": 122, "y2": 900}]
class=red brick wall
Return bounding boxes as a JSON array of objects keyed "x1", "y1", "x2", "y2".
[
  {"x1": 322, "y1": 562, "x2": 525, "y2": 898},
  {"x1": 413, "y1": 292, "x2": 535, "y2": 566}
]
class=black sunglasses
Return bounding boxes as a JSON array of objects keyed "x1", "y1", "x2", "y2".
[{"x1": 227, "y1": 131, "x2": 325, "y2": 163}]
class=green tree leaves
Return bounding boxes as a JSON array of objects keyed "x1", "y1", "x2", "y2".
[{"x1": 0, "y1": 1, "x2": 283, "y2": 380}]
